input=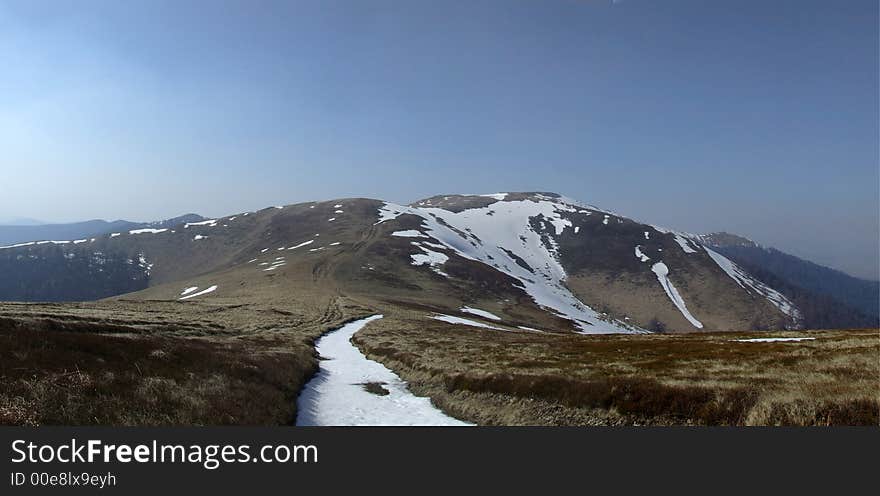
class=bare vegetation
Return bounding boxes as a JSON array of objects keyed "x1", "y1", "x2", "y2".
[
  {"x1": 0, "y1": 298, "x2": 369, "y2": 426},
  {"x1": 2, "y1": 296, "x2": 876, "y2": 426},
  {"x1": 0, "y1": 326, "x2": 305, "y2": 425},
  {"x1": 355, "y1": 316, "x2": 879, "y2": 426}
]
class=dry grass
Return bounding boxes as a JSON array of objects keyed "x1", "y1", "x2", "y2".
[
  {"x1": 2, "y1": 297, "x2": 876, "y2": 426},
  {"x1": 355, "y1": 316, "x2": 880, "y2": 426},
  {"x1": 0, "y1": 298, "x2": 370, "y2": 426},
  {"x1": 0, "y1": 322, "x2": 311, "y2": 425}
]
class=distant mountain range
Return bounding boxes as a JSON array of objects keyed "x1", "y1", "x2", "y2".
[
  {"x1": 0, "y1": 214, "x2": 205, "y2": 247},
  {"x1": 0, "y1": 194, "x2": 874, "y2": 331},
  {"x1": 0, "y1": 217, "x2": 45, "y2": 226}
]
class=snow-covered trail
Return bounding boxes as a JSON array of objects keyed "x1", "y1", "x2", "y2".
[{"x1": 295, "y1": 315, "x2": 471, "y2": 426}]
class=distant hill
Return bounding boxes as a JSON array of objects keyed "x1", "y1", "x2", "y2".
[
  {"x1": 698, "y1": 232, "x2": 878, "y2": 328},
  {"x1": 0, "y1": 214, "x2": 205, "y2": 247},
  {"x1": 0, "y1": 217, "x2": 45, "y2": 226}
]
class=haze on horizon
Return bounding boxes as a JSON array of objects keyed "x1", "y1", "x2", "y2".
[{"x1": 0, "y1": 1, "x2": 877, "y2": 280}]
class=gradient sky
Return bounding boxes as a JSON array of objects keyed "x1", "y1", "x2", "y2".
[{"x1": 1, "y1": 0, "x2": 877, "y2": 279}]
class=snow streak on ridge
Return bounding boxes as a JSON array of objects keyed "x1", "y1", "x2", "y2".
[{"x1": 703, "y1": 247, "x2": 801, "y2": 323}]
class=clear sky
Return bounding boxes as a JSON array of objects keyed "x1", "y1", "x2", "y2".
[{"x1": 1, "y1": 0, "x2": 877, "y2": 279}]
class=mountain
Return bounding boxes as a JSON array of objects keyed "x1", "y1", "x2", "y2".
[
  {"x1": 0, "y1": 217, "x2": 45, "y2": 226},
  {"x1": 144, "y1": 213, "x2": 206, "y2": 229},
  {"x1": 0, "y1": 193, "x2": 806, "y2": 333},
  {"x1": 0, "y1": 214, "x2": 205, "y2": 247},
  {"x1": 698, "y1": 232, "x2": 878, "y2": 328}
]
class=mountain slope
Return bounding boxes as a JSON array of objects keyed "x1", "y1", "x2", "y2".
[
  {"x1": 698, "y1": 232, "x2": 878, "y2": 327},
  {"x1": 375, "y1": 193, "x2": 800, "y2": 332},
  {"x1": 0, "y1": 194, "x2": 801, "y2": 333}
]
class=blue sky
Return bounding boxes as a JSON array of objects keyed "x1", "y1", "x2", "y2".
[{"x1": 0, "y1": 0, "x2": 877, "y2": 279}]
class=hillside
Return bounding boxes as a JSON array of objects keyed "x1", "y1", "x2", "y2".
[
  {"x1": 0, "y1": 193, "x2": 801, "y2": 333},
  {"x1": 699, "y1": 233, "x2": 878, "y2": 328}
]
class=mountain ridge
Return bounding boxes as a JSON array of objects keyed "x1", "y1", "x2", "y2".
[
  {"x1": 0, "y1": 192, "x2": 820, "y2": 334},
  {"x1": 0, "y1": 214, "x2": 206, "y2": 247},
  {"x1": 699, "y1": 232, "x2": 878, "y2": 325}
]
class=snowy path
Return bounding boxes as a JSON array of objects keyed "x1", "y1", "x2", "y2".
[{"x1": 295, "y1": 315, "x2": 471, "y2": 426}]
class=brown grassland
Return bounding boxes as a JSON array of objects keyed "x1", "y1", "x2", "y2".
[
  {"x1": 0, "y1": 298, "x2": 370, "y2": 426},
  {"x1": 354, "y1": 312, "x2": 880, "y2": 426},
  {"x1": 0, "y1": 298, "x2": 877, "y2": 426},
  {"x1": 0, "y1": 323, "x2": 304, "y2": 425}
]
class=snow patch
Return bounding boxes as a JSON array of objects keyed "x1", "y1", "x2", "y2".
[
  {"x1": 411, "y1": 245, "x2": 449, "y2": 268},
  {"x1": 137, "y1": 254, "x2": 153, "y2": 275},
  {"x1": 517, "y1": 326, "x2": 545, "y2": 333},
  {"x1": 673, "y1": 235, "x2": 698, "y2": 253},
  {"x1": 460, "y1": 306, "x2": 502, "y2": 321},
  {"x1": 0, "y1": 240, "x2": 74, "y2": 250},
  {"x1": 392, "y1": 230, "x2": 428, "y2": 238},
  {"x1": 179, "y1": 285, "x2": 217, "y2": 300},
  {"x1": 376, "y1": 204, "x2": 405, "y2": 225},
  {"x1": 287, "y1": 240, "x2": 314, "y2": 250},
  {"x1": 652, "y1": 226, "x2": 699, "y2": 254},
  {"x1": 433, "y1": 314, "x2": 505, "y2": 331},
  {"x1": 651, "y1": 262, "x2": 703, "y2": 329},
  {"x1": 635, "y1": 246, "x2": 651, "y2": 263},
  {"x1": 185, "y1": 220, "x2": 217, "y2": 228}
]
